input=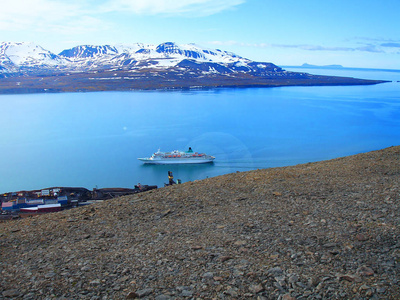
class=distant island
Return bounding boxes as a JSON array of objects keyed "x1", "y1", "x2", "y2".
[
  {"x1": 285, "y1": 63, "x2": 400, "y2": 73},
  {"x1": 0, "y1": 42, "x2": 388, "y2": 94},
  {"x1": 300, "y1": 63, "x2": 344, "y2": 69}
]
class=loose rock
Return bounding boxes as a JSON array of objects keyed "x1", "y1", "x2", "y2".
[{"x1": 1, "y1": 146, "x2": 400, "y2": 299}]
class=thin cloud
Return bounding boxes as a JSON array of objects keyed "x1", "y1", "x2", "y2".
[
  {"x1": 381, "y1": 42, "x2": 400, "y2": 48},
  {"x1": 351, "y1": 36, "x2": 400, "y2": 43},
  {"x1": 209, "y1": 41, "x2": 270, "y2": 48},
  {"x1": 355, "y1": 44, "x2": 384, "y2": 53},
  {"x1": 0, "y1": 0, "x2": 245, "y2": 34},
  {"x1": 209, "y1": 40, "x2": 392, "y2": 53},
  {"x1": 0, "y1": 0, "x2": 83, "y2": 22},
  {"x1": 277, "y1": 43, "x2": 385, "y2": 53},
  {"x1": 0, "y1": 0, "x2": 97, "y2": 32},
  {"x1": 347, "y1": 37, "x2": 400, "y2": 52},
  {"x1": 99, "y1": 0, "x2": 245, "y2": 16},
  {"x1": 272, "y1": 44, "x2": 355, "y2": 52}
]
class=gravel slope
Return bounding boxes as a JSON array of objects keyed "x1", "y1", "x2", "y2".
[{"x1": 1, "y1": 146, "x2": 399, "y2": 299}]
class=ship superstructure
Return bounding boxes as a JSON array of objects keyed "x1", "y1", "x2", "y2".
[{"x1": 138, "y1": 147, "x2": 215, "y2": 164}]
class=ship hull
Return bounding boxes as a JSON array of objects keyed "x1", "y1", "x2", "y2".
[{"x1": 138, "y1": 158, "x2": 214, "y2": 164}]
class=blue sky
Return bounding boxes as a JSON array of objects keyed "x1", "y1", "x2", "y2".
[{"x1": 1, "y1": 0, "x2": 399, "y2": 69}]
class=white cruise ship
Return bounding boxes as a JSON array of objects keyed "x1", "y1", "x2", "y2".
[{"x1": 138, "y1": 147, "x2": 215, "y2": 164}]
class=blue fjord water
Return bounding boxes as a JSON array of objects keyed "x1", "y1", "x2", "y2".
[{"x1": 0, "y1": 68, "x2": 399, "y2": 193}]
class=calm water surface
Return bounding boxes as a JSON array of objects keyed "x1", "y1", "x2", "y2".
[{"x1": 1, "y1": 68, "x2": 399, "y2": 192}]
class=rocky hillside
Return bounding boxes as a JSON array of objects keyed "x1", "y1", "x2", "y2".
[{"x1": 1, "y1": 146, "x2": 399, "y2": 299}]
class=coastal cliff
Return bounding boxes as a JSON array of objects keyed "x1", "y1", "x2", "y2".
[{"x1": 1, "y1": 146, "x2": 399, "y2": 299}]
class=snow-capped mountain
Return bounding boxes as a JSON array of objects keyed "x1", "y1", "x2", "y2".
[
  {"x1": 0, "y1": 42, "x2": 383, "y2": 94},
  {"x1": 0, "y1": 41, "x2": 281, "y2": 76},
  {"x1": 59, "y1": 42, "x2": 246, "y2": 64},
  {"x1": 0, "y1": 42, "x2": 69, "y2": 74}
]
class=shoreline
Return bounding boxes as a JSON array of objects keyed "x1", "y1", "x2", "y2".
[
  {"x1": 0, "y1": 72, "x2": 388, "y2": 95},
  {"x1": 0, "y1": 145, "x2": 393, "y2": 196},
  {"x1": 1, "y1": 145, "x2": 399, "y2": 298}
]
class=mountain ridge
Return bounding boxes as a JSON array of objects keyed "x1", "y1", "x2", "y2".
[
  {"x1": 0, "y1": 41, "x2": 388, "y2": 94},
  {"x1": 1, "y1": 41, "x2": 259, "y2": 75}
]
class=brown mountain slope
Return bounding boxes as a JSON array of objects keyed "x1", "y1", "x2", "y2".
[{"x1": 1, "y1": 146, "x2": 399, "y2": 299}]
